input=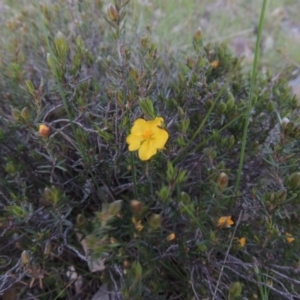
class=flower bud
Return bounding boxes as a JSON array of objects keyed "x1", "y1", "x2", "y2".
[
  {"x1": 267, "y1": 101, "x2": 275, "y2": 112},
  {"x1": 193, "y1": 27, "x2": 203, "y2": 44},
  {"x1": 197, "y1": 243, "x2": 207, "y2": 252},
  {"x1": 193, "y1": 27, "x2": 203, "y2": 51},
  {"x1": 55, "y1": 31, "x2": 68, "y2": 51},
  {"x1": 217, "y1": 172, "x2": 228, "y2": 189},
  {"x1": 39, "y1": 124, "x2": 50, "y2": 137},
  {"x1": 11, "y1": 107, "x2": 20, "y2": 121},
  {"x1": 25, "y1": 80, "x2": 35, "y2": 97},
  {"x1": 132, "y1": 261, "x2": 142, "y2": 279},
  {"x1": 226, "y1": 92, "x2": 235, "y2": 110},
  {"x1": 180, "y1": 191, "x2": 191, "y2": 204},
  {"x1": 129, "y1": 67, "x2": 139, "y2": 81},
  {"x1": 166, "y1": 232, "x2": 176, "y2": 242},
  {"x1": 110, "y1": 237, "x2": 118, "y2": 244},
  {"x1": 217, "y1": 101, "x2": 227, "y2": 113},
  {"x1": 5, "y1": 161, "x2": 15, "y2": 174},
  {"x1": 107, "y1": 3, "x2": 119, "y2": 22},
  {"x1": 287, "y1": 172, "x2": 300, "y2": 190},
  {"x1": 44, "y1": 241, "x2": 52, "y2": 256},
  {"x1": 108, "y1": 199, "x2": 123, "y2": 215},
  {"x1": 229, "y1": 282, "x2": 242, "y2": 298},
  {"x1": 21, "y1": 107, "x2": 30, "y2": 122},
  {"x1": 148, "y1": 213, "x2": 162, "y2": 229},
  {"x1": 21, "y1": 250, "x2": 30, "y2": 266},
  {"x1": 276, "y1": 189, "x2": 287, "y2": 202},
  {"x1": 54, "y1": 31, "x2": 69, "y2": 61},
  {"x1": 44, "y1": 187, "x2": 52, "y2": 201},
  {"x1": 186, "y1": 57, "x2": 195, "y2": 69},
  {"x1": 205, "y1": 99, "x2": 213, "y2": 110},
  {"x1": 130, "y1": 200, "x2": 144, "y2": 214},
  {"x1": 123, "y1": 259, "x2": 131, "y2": 269},
  {"x1": 228, "y1": 135, "x2": 235, "y2": 148},
  {"x1": 157, "y1": 186, "x2": 170, "y2": 202},
  {"x1": 46, "y1": 53, "x2": 56, "y2": 70},
  {"x1": 286, "y1": 121, "x2": 295, "y2": 132},
  {"x1": 76, "y1": 214, "x2": 85, "y2": 227},
  {"x1": 211, "y1": 150, "x2": 217, "y2": 158}
]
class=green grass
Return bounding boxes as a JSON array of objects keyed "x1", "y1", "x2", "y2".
[
  {"x1": 1, "y1": 0, "x2": 300, "y2": 299},
  {"x1": 129, "y1": 0, "x2": 300, "y2": 71}
]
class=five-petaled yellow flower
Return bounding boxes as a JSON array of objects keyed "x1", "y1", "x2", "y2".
[
  {"x1": 126, "y1": 117, "x2": 169, "y2": 161},
  {"x1": 217, "y1": 216, "x2": 234, "y2": 228}
]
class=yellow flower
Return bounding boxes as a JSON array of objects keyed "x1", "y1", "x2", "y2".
[
  {"x1": 211, "y1": 60, "x2": 219, "y2": 69},
  {"x1": 39, "y1": 124, "x2": 50, "y2": 137},
  {"x1": 126, "y1": 117, "x2": 169, "y2": 161},
  {"x1": 238, "y1": 237, "x2": 246, "y2": 247},
  {"x1": 285, "y1": 232, "x2": 295, "y2": 243},
  {"x1": 217, "y1": 216, "x2": 234, "y2": 228}
]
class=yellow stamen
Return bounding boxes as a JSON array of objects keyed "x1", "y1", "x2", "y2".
[{"x1": 143, "y1": 129, "x2": 152, "y2": 139}]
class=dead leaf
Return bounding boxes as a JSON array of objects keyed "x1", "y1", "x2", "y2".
[{"x1": 76, "y1": 233, "x2": 106, "y2": 272}]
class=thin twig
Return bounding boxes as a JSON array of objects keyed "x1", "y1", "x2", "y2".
[{"x1": 213, "y1": 210, "x2": 243, "y2": 299}]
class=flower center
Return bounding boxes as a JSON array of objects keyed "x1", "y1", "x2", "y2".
[{"x1": 143, "y1": 129, "x2": 152, "y2": 139}]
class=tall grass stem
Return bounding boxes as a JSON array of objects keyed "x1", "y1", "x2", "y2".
[{"x1": 234, "y1": 0, "x2": 268, "y2": 192}]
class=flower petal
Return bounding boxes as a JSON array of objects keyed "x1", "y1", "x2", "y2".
[
  {"x1": 148, "y1": 117, "x2": 164, "y2": 128},
  {"x1": 217, "y1": 216, "x2": 234, "y2": 228},
  {"x1": 138, "y1": 140, "x2": 157, "y2": 161},
  {"x1": 285, "y1": 232, "x2": 295, "y2": 243},
  {"x1": 126, "y1": 134, "x2": 144, "y2": 151},
  {"x1": 239, "y1": 237, "x2": 246, "y2": 247},
  {"x1": 131, "y1": 119, "x2": 148, "y2": 135},
  {"x1": 152, "y1": 128, "x2": 169, "y2": 149}
]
